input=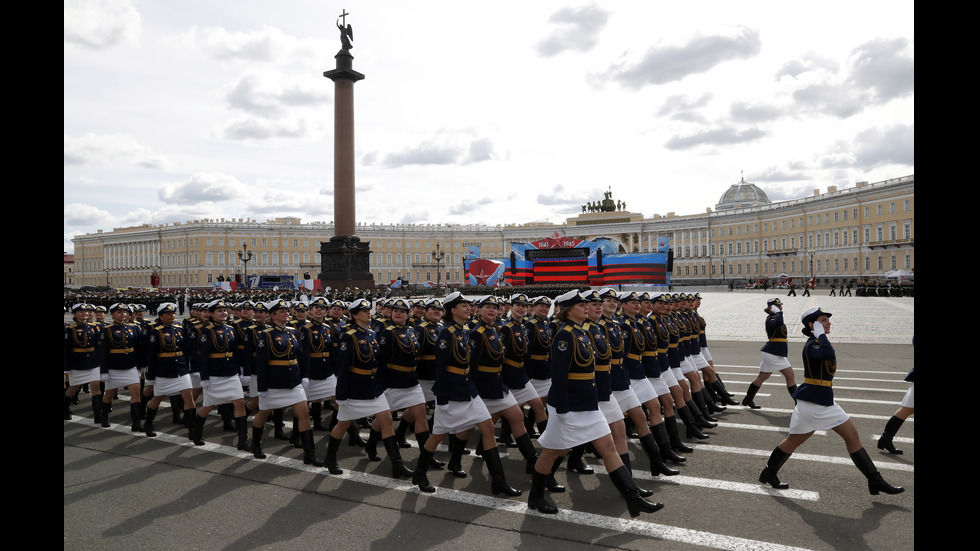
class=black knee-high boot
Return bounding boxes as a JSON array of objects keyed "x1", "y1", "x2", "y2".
[
  {"x1": 759, "y1": 446, "x2": 791, "y2": 489},
  {"x1": 235, "y1": 416, "x2": 250, "y2": 451},
  {"x1": 483, "y1": 447, "x2": 521, "y2": 496},
  {"x1": 130, "y1": 402, "x2": 144, "y2": 432},
  {"x1": 877, "y1": 416, "x2": 905, "y2": 454},
  {"x1": 545, "y1": 455, "x2": 566, "y2": 492},
  {"x1": 251, "y1": 425, "x2": 267, "y2": 459},
  {"x1": 144, "y1": 407, "x2": 158, "y2": 437},
  {"x1": 566, "y1": 444, "x2": 594, "y2": 474},
  {"x1": 639, "y1": 432, "x2": 679, "y2": 475},
  {"x1": 678, "y1": 404, "x2": 709, "y2": 439},
  {"x1": 513, "y1": 433, "x2": 539, "y2": 475},
  {"x1": 365, "y1": 429, "x2": 382, "y2": 461},
  {"x1": 64, "y1": 394, "x2": 73, "y2": 420},
  {"x1": 170, "y1": 395, "x2": 184, "y2": 424},
  {"x1": 300, "y1": 430, "x2": 324, "y2": 466},
  {"x1": 100, "y1": 399, "x2": 112, "y2": 428},
  {"x1": 273, "y1": 409, "x2": 288, "y2": 440},
  {"x1": 289, "y1": 416, "x2": 301, "y2": 448},
  {"x1": 324, "y1": 435, "x2": 344, "y2": 474},
  {"x1": 347, "y1": 423, "x2": 366, "y2": 447},
  {"x1": 413, "y1": 446, "x2": 436, "y2": 492},
  {"x1": 394, "y1": 417, "x2": 412, "y2": 448},
  {"x1": 653, "y1": 421, "x2": 685, "y2": 463},
  {"x1": 699, "y1": 387, "x2": 726, "y2": 413},
  {"x1": 742, "y1": 383, "x2": 762, "y2": 409},
  {"x1": 664, "y1": 415, "x2": 693, "y2": 453},
  {"x1": 191, "y1": 414, "x2": 206, "y2": 446},
  {"x1": 527, "y1": 469, "x2": 558, "y2": 514},
  {"x1": 712, "y1": 380, "x2": 738, "y2": 405},
  {"x1": 447, "y1": 435, "x2": 469, "y2": 478},
  {"x1": 850, "y1": 448, "x2": 904, "y2": 495},
  {"x1": 607, "y1": 465, "x2": 664, "y2": 517},
  {"x1": 93, "y1": 394, "x2": 105, "y2": 425},
  {"x1": 384, "y1": 435, "x2": 414, "y2": 478},
  {"x1": 498, "y1": 416, "x2": 515, "y2": 447},
  {"x1": 311, "y1": 401, "x2": 328, "y2": 431},
  {"x1": 787, "y1": 385, "x2": 798, "y2": 403},
  {"x1": 219, "y1": 403, "x2": 235, "y2": 431}
]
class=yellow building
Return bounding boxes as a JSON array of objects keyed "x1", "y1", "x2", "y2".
[{"x1": 69, "y1": 175, "x2": 913, "y2": 289}]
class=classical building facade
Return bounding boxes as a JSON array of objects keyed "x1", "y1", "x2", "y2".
[{"x1": 68, "y1": 175, "x2": 913, "y2": 289}]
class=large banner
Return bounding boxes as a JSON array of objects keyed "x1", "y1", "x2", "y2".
[
  {"x1": 464, "y1": 258, "x2": 505, "y2": 286},
  {"x1": 505, "y1": 234, "x2": 668, "y2": 286}
]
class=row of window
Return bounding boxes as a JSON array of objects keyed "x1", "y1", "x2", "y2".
[{"x1": 675, "y1": 252, "x2": 913, "y2": 277}]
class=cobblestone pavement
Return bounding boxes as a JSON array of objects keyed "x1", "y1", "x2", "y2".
[{"x1": 692, "y1": 290, "x2": 914, "y2": 345}]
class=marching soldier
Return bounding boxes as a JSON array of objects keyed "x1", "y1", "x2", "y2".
[
  {"x1": 99, "y1": 303, "x2": 146, "y2": 431},
  {"x1": 64, "y1": 304, "x2": 104, "y2": 423},
  {"x1": 142, "y1": 303, "x2": 197, "y2": 439}
]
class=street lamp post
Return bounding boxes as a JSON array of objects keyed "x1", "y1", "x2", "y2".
[
  {"x1": 808, "y1": 249, "x2": 816, "y2": 289},
  {"x1": 432, "y1": 242, "x2": 446, "y2": 296},
  {"x1": 720, "y1": 255, "x2": 727, "y2": 283},
  {"x1": 105, "y1": 269, "x2": 110, "y2": 287},
  {"x1": 238, "y1": 242, "x2": 253, "y2": 290}
]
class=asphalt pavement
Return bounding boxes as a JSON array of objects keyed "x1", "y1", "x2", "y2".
[{"x1": 64, "y1": 291, "x2": 914, "y2": 551}]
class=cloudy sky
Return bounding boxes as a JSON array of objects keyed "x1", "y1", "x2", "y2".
[{"x1": 64, "y1": 0, "x2": 914, "y2": 253}]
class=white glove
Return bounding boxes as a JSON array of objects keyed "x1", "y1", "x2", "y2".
[
  {"x1": 200, "y1": 379, "x2": 211, "y2": 390},
  {"x1": 301, "y1": 378, "x2": 310, "y2": 389},
  {"x1": 771, "y1": 305, "x2": 780, "y2": 313},
  {"x1": 241, "y1": 375, "x2": 251, "y2": 386},
  {"x1": 101, "y1": 373, "x2": 110, "y2": 382},
  {"x1": 811, "y1": 321, "x2": 826, "y2": 338}
]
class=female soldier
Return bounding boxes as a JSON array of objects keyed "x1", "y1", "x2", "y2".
[
  {"x1": 497, "y1": 294, "x2": 547, "y2": 450},
  {"x1": 468, "y1": 295, "x2": 540, "y2": 477},
  {"x1": 759, "y1": 307, "x2": 904, "y2": 495},
  {"x1": 249, "y1": 299, "x2": 321, "y2": 466},
  {"x1": 878, "y1": 338, "x2": 913, "y2": 454},
  {"x1": 412, "y1": 292, "x2": 520, "y2": 497},
  {"x1": 99, "y1": 303, "x2": 146, "y2": 431},
  {"x1": 192, "y1": 299, "x2": 250, "y2": 451},
  {"x1": 371, "y1": 298, "x2": 432, "y2": 465},
  {"x1": 522, "y1": 296, "x2": 553, "y2": 437},
  {"x1": 300, "y1": 297, "x2": 337, "y2": 432},
  {"x1": 323, "y1": 298, "x2": 412, "y2": 479},
  {"x1": 742, "y1": 297, "x2": 797, "y2": 409},
  {"x1": 528, "y1": 290, "x2": 663, "y2": 517},
  {"x1": 64, "y1": 304, "x2": 104, "y2": 424},
  {"x1": 142, "y1": 303, "x2": 198, "y2": 440}
]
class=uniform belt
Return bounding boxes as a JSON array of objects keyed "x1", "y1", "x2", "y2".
[
  {"x1": 310, "y1": 352, "x2": 330, "y2": 358},
  {"x1": 503, "y1": 358, "x2": 523, "y2": 368},
  {"x1": 804, "y1": 377, "x2": 833, "y2": 387},
  {"x1": 73, "y1": 347, "x2": 95, "y2": 353},
  {"x1": 387, "y1": 363, "x2": 415, "y2": 373},
  {"x1": 668, "y1": 344, "x2": 678, "y2": 348},
  {"x1": 269, "y1": 360, "x2": 299, "y2": 366},
  {"x1": 626, "y1": 353, "x2": 641, "y2": 361},
  {"x1": 236, "y1": 345, "x2": 246, "y2": 350},
  {"x1": 477, "y1": 365, "x2": 501, "y2": 373},
  {"x1": 657, "y1": 348, "x2": 668, "y2": 353},
  {"x1": 768, "y1": 338, "x2": 788, "y2": 342},
  {"x1": 610, "y1": 358, "x2": 622, "y2": 365},
  {"x1": 568, "y1": 372, "x2": 595, "y2": 380},
  {"x1": 642, "y1": 351, "x2": 657, "y2": 357},
  {"x1": 158, "y1": 352, "x2": 183, "y2": 358},
  {"x1": 595, "y1": 364, "x2": 611, "y2": 372},
  {"x1": 419, "y1": 355, "x2": 436, "y2": 361},
  {"x1": 208, "y1": 352, "x2": 233, "y2": 359},
  {"x1": 350, "y1": 367, "x2": 375, "y2": 376},
  {"x1": 446, "y1": 366, "x2": 469, "y2": 376},
  {"x1": 110, "y1": 348, "x2": 135, "y2": 354},
  {"x1": 530, "y1": 354, "x2": 548, "y2": 361}
]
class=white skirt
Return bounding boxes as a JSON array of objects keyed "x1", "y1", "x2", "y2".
[
  {"x1": 69, "y1": 367, "x2": 101, "y2": 387},
  {"x1": 337, "y1": 395, "x2": 390, "y2": 421},
  {"x1": 538, "y1": 404, "x2": 611, "y2": 450},
  {"x1": 509, "y1": 385, "x2": 539, "y2": 406},
  {"x1": 694, "y1": 353, "x2": 710, "y2": 369},
  {"x1": 901, "y1": 382, "x2": 915, "y2": 408},
  {"x1": 385, "y1": 385, "x2": 426, "y2": 411},
  {"x1": 529, "y1": 378, "x2": 551, "y2": 398},
  {"x1": 613, "y1": 388, "x2": 641, "y2": 413},
  {"x1": 104, "y1": 367, "x2": 140, "y2": 390},
  {"x1": 202, "y1": 375, "x2": 245, "y2": 407},
  {"x1": 630, "y1": 377, "x2": 657, "y2": 403},
  {"x1": 680, "y1": 357, "x2": 697, "y2": 374},
  {"x1": 650, "y1": 377, "x2": 670, "y2": 397},
  {"x1": 660, "y1": 367, "x2": 679, "y2": 387},
  {"x1": 599, "y1": 397, "x2": 625, "y2": 424},
  {"x1": 432, "y1": 397, "x2": 491, "y2": 435},
  {"x1": 151, "y1": 374, "x2": 192, "y2": 397},
  {"x1": 760, "y1": 351, "x2": 792, "y2": 373},
  {"x1": 701, "y1": 348, "x2": 713, "y2": 362},
  {"x1": 259, "y1": 385, "x2": 308, "y2": 411},
  {"x1": 305, "y1": 375, "x2": 337, "y2": 402},
  {"x1": 419, "y1": 379, "x2": 435, "y2": 403},
  {"x1": 788, "y1": 399, "x2": 850, "y2": 434},
  {"x1": 670, "y1": 367, "x2": 684, "y2": 382},
  {"x1": 483, "y1": 391, "x2": 519, "y2": 415}
]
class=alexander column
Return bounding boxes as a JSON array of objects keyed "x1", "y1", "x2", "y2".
[{"x1": 319, "y1": 9, "x2": 374, "y2": 295}]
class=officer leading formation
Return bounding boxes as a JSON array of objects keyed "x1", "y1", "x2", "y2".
[{"x1": 65, "y1": 290, "x2": 909, "y2": 518}]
